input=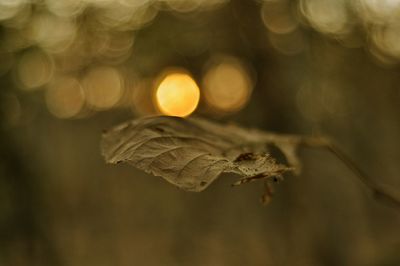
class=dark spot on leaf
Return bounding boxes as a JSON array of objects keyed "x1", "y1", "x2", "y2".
[
  {"x1": 200, "y1": 181, "x2": 207, "y2": 187},
  {"x1": 234, "y1": 152, "x2": 256, "y2": 162}
]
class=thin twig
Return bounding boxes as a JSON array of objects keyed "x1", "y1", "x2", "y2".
[{"x1": 300, "y1": 137, "x2": 400, "y2": 210}]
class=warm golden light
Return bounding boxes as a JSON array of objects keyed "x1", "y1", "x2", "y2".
[
  {"x1": 371, "y1": 23, "x2": 400, "y2": 60},
  {"x1": 45, "y1": 76, "x2": 85, "y2": 119},
  {"x1": 100, "y1": 32, "x2": 135, "y2": 64},
  {"x1": 29, "y1": 13, "x2": 77, "y2": 53},
  {"x1": 300, "y1": 0, "x2": 348, "y2": 35},
  {"x1": 16, "y1": 49, "x2": 54, "y2": 90},
  {"x1": 202, "y1": 57, "x2": 253, "y2": 113},
  {"x1": 155, "y1": 71, "x2": 200, "y2": 117},
  {"x1": 45, "y1": 0, "x2": 85, "y2": 18},
  {"x1": 0, "y1": 0, "x2": 25, "y2": 21},
  {"x1": 261, "y1": 0, "x2": 298, "y2": 34},
  {"x1": 356, "y1": 0, "x2": 400, "y2": 23},
  {"x1": 82, "y1": 66, "x2": 123, "y2": 110}
]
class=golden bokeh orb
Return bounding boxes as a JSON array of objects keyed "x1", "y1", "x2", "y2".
[
  {"x1": 82, "y1": 66, "x2": 123, "y2": 110},
  {"x1": 16, "y1": 49, "x2": 54, "y2": 90},
  {"x1": 155, "y1": 71, "x2": 200, "y2": 117},
  {"x1": 202, "y1": 57, "x2": 253, "y2": 113},
  {"x1": 45, "y1": 76, "x2": 85, "y2": 119}
]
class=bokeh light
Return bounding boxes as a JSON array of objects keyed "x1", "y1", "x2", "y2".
[
  {"x1": 45, "y1": 0, "x2": 86, "y2": 18},
  {"x1": 355, "y1": 0, "x2": 400, "y2": 23},
  {"x1": 202, "y1": 56, "x2": 253, "y2": 113},
  {"x1": 29, "y1": 13, "x2": 77, "y2": 53},
  {"x1": 2, "y1": 2, "x2": 31, "y2": 29},
  {"x1": 16, "y1": 49, "x2": 54, "y2": 90},
  {"x1": 261, "y1": 0, "x2": 298, "y2": 35},
  {"x1": 82, "y1": 66, "x2": 123, "y2": 110},
  {"x1": 98, "y1": 2, "x2": 157, "y2": 31},
  {"x1": 155, "y1": 70, "x2": 200, "y2": 117},
  {"x1": 0, "y1": 0, "x2": 27, "y2": 21},
  {"x1": 300, "y1": 0, "x2": 349, "y2": 35},
  {"x1": 370, "y1": 22, "x2": 400, "y2": 60},
  {"x1": 99, "y1": 32, "x2": 135, "y2": 64},
  {"x1": 268, "y1": 29, "x2": 307, "y2": 55},
  {"x1": 45, "y1": 76, "x2": 85, "y2": 119}
]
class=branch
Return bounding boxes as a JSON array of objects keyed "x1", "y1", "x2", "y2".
[{"x1": 300, "y1": 137, "x2": 400, "y2": 211}]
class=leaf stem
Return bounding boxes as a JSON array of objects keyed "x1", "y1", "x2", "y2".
[{"x1": 300, "y1": 137, "x2": 400, "y2": 211}]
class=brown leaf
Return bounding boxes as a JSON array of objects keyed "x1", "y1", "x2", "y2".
[
  {"x1": 101, "y1": 116, "x2": 400, "y2": 211},
  {"x1": 101, "y1": 116, "x2": 299, "y2": 192}
]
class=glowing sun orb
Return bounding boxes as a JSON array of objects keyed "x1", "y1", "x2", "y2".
[{"x1": 155, "y1": 71, "x2": 200, "y2": 117}]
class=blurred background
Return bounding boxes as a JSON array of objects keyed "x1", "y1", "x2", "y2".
[{"x1": 1, "y1": 0, "x2": 400, "y2": 265}]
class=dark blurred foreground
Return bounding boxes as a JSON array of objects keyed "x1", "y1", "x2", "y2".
[{"x1": 1, "y1": 0, "x2": 400, "y2": 265}]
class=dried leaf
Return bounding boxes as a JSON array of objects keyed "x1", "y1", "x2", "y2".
[
  {"x1": 101, "y1": 116, "x2": 400, "y2": 210},
  {"x1": 101, "y1": 116, "x2": 299, "y2": 192}
]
